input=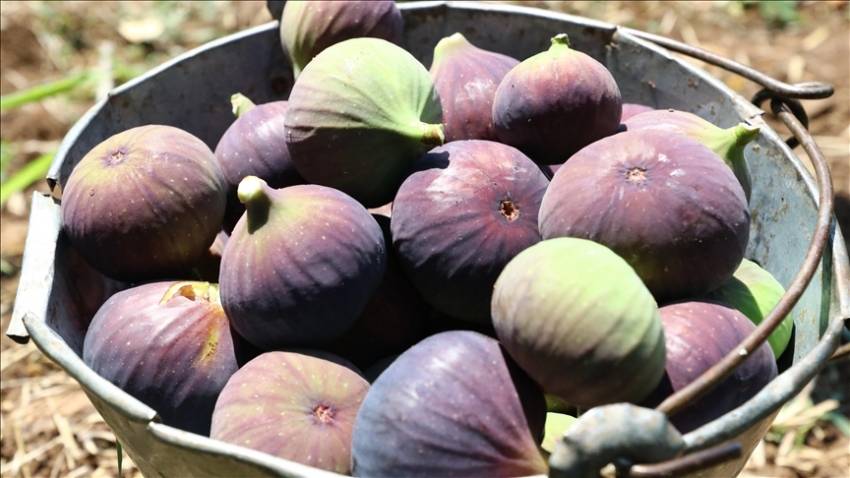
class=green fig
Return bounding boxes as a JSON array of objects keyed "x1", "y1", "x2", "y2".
[
  {"x1": 285, "y1": 37, "x2": 444, "y2": 208},
  {"x1": 704, "y1": 258, "x2": 793, "y2": 358},
  {"x1": 622, "y1": 109, "x2": 759, "y2": 202}
]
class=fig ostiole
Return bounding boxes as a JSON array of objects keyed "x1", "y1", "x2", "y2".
[
  {"x1": 622, "y1": 108, "x2": 759, "y2": 202},
  {"x1": 285, "y1": 37, "x2": 444, "y2": 207}
]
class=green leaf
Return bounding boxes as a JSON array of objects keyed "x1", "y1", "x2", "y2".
[
  {"x1": 0, "y1": 151, "x2": 55, "y2": 206},
  {"x1": 0, "y1": 71, "x2": 99, "y2": 111},
  {"x1": 117, "y1": 440, "x2": 123, "y2": 475},
  {"x1": 0, "y1": 141, "x2": 15, "y2": 182},
  {"x1": 0, "y1": 259, "x2": 15, "y2": 276}
]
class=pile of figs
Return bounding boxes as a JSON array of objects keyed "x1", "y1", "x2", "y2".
[{"x1": 62, "y1": 1, "x2": 794, "y2": 476}]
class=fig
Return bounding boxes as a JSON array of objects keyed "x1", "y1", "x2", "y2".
[
  {"x1": 391, "y1": 140, "x2": 549, "y2": 323},
  {"x1": 351, "y1": 330, "x2": 548, "y2": 477},
  {"x1": 210, "y1": 350, "x2": 370, "y2": 475},
  {"x1": 82, "y1": 281, "x2": 240, "y2": 436},
  {"x1": 639, "y1": 300, "x2": 778, "y2": 434},
  {"x1": 622, "y1": 108, "x2": 760, "y2": 202},
  {"x1": 492, "y1": 34, "x2": 622, "y2": 164},
  {"x1": 285, "y1": 37, "x2": 444, "y2": 208},
  {"x1": 539, "y1": 129, "x2": 750, "y2": 302},
  {"x1": 323, "y1": 215, "x2": 430, "y2": 370},
  {"x1": 542, "y1": 413, "x2": 577, "y2": 455},
  {"x1": 61, "y1": 125, "x2": 226, "y2": 283},
  {"x1": 491, "y1": 237, "x2": 666, "y2": 408},
  {"x1": 280, "y1": 0, "x2": 403, "y2": 79},
  {"x1": 704, "y1": 258, "x2": 793, "y2": 358},
  {"x1": 219, "y1": 176, "x2": 386, "y2": 350},
  {"x1": 214, "y1": 93, "x2": 305, "y2": 233},
  {"x1": 620, "y1": 103, "x2": 654, "y2": 121},
  {"x1": 429, "y1": 32, "x2": 520, "y2": 142}
]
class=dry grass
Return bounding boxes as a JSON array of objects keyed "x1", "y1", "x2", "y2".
[{"x1": 1, "y1": 1, "x2": 848, "y2": 477}]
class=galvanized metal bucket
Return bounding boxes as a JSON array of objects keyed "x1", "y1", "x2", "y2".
[{"x1": 7, "y1": 2, "x2": 849, "y2": 477}]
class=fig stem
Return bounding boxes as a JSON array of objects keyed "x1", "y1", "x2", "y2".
[
  {"x1": 231, "y1": 93, "x2": 257, "y2": 118},
  {"x1": 732, "y1": 122, "x2": 760, "y2": 148},
  {"x1": 551, "y1": 33, "x2": 571, "y2": 48},
  {"x1": 237, "y1": 176, "x2": 271, "y2": 233},
  {"x1": 419, "y1": 122, "x2": 446, "y2": 147}
]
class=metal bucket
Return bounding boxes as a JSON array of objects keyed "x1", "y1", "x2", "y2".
[{"x1": 7, "y1": 2, "x2": 849, "y2": 477}]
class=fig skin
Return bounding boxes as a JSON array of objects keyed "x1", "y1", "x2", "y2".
[
  {"x1": 391, "y1": 140, "x2": 549, "y2": 323},
  {"x1": 704, "y1": 258, "x2": 793, "y2": 358},
  {"x1": 285, "y1": 37, "x2": 444, "y2": 208},
  {"x1": 492, "y1": 34, "x2": 622, "y2": 164},
  {"x1": 351, "y1": 330, "x2": 548, "y2": 478},
  {"x1": 539, "y1": 129, "x2": 750, "y2": 302},
  {"x1": 281, "y1": 0, "x2": 403, "y2": 79},
  {"x1": 622, "y1": 108, "x2": 759, "y2": 202},
  {"x1": 639, "y1": 300, "x2": 778, "y2": 434},
  {"x1": 82, "y1": 281, "x2": 240, "y2": 436},
  {"x1": 322, "y1": 215, "x2": 430, "y2": 370},
  {"x1": 219, "y1": 177, "x2": 386, "y2": 350},
  {"x1": 429, "y1": 32, "x2": 520, "y2": 142},
  {"x1": 61, "y1": 125, "x2": 226, "y2": 283},
  {"x1": 214, "y1": 96, "x2": 305, "y2": 233},
  {"x1": 621, "y1": 103, "x2": 655, "y2": 121},
  {"x1": 491, "y1": 237, "x2": 667, "y2": 408},
  {"x1": 210, "y1": 350, "x2": 370, "y2": 475}
]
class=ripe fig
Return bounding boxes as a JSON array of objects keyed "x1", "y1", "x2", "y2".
[
  {"x1": 620, "y1": 103, "x2": 654, "y2": 121},
  {"x1": 61, "y1": 125, "x2": 226, "y2": 283},
  {"x1": 429, "y1": 32, "x2": 520, "y2": 142},
  {"x1": 391, "y1": 140, "x2": 549, "y2": 323},
  {"x1": 280, "y1": 0, "x2": 403, "y2": 79},
  {"x1": 285, "y1": 37, "x2": 444, "y2": 208},
  {"x1": 704, "y1": 258, "x2": 793, "y2": 358},
  {"x1": 215, "y1": 93, "x2": 305, "y2": 233},
  {"x1": 83, "y1": 281, "x2": 240, "y2": 436},
  {"x1": 351, "y1": 330, "x2": 548, "y2": 477},
  {"x1": 492, "y1": 237, "x2": 666, "y2": 408},
  {"x1": 210, "y1": 350, "x2": 370, "y2": 475},
  {"x1": 539, "y1": 129, "x2": 750, "y2": 302},
  {"x1": 622, "y1": 108, "x2": 759, "y2": 202},
  {"x1": 639, "y1": 300, "x2": 778, "y2": 433},
  {"x1": 492, "y1": 34, "x2": 622, "y2": 164},
  {"x1": 322, "y1": 215, "x2": 430, "y2": 370},
  {"x1": 219, "y1": 176, "x2": 386, "y2": 350}
]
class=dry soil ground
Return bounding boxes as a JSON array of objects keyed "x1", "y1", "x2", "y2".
[{"x1": 1, "y1": 2, "x2": 848, "y2": 477}]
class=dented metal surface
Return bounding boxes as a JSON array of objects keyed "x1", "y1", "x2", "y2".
[{"x1": 7, "y1": 1, "x2": 849, "y2": 477}]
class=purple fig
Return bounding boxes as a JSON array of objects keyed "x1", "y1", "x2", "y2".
[
  {"x1": 210, "y1": 350, "x2": 370, "y2": 474},
  {"x1": 639, "y1": 300, "x2": 778, "y2": 433},
  {"x1": 492, "y1": 34, "x2": 622, "y2": 164},
  {"x1": 351, "y1": 330, "x2": 548, "y2": 477},
  {"x1": 539, "y1": 129, "x2": 750, "y2": 302},
  {"x1": 61, "y1": 125, "x2": 226, "y2": 283},
  {"x1": 429, "y1": 32, "x2": 520, "y2": 142},
  {"x1": 622, "y1": 108, "x2": 759, "y2": 202},
  {"x1": 492, "y1": 237, "x2": 667, "y2": 408},
  {"x1": 285, "y1": 37, "x2": 444, "y2": 208},
  {"x1": 391, "y1": 140, "x2": 549, "y2": 323},
  {"x1": 219, "y1": 176, "x2": 386, "y2": 350},
  {"x1": 621, "y1": 103, "x2": 655, "y2": 121},
  {"x1": 83, "y1": 281, "x2": 240, "y2": 435},
  {"x1": 704, "y1": 258, "x2": 793, "y2": 358},
  {"x1": 281, "y1": 0, "x2": 403, "y2": 79},
  {"x1": 215, "y1": 93, "x2": 305, "y2": 233}
]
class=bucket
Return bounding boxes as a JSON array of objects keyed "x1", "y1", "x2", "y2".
[{"x1": 7, "y1": 2, "x2": 849, "y2": 477}]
